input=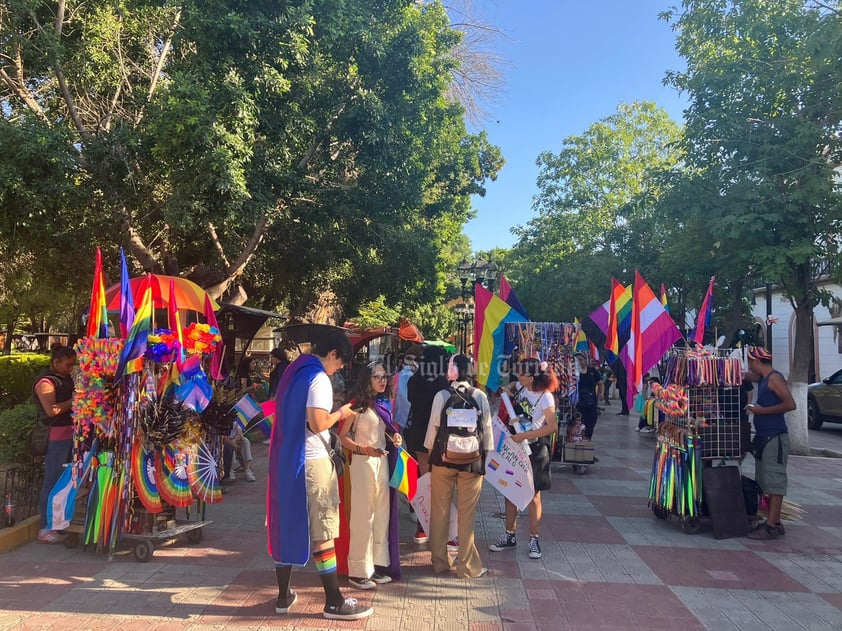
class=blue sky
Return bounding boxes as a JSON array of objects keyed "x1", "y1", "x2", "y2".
[{"x1": 464, "y1": 1, "x2": 688, "y2": 252}]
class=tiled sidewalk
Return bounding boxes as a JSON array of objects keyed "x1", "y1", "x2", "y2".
[{"x1": 2, "y1": 400, "x2": 842, "y2": 630}]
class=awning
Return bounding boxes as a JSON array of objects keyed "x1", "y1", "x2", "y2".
[
  {"x1": 399, "y1": 318, "x2": 424, "y2": 343},
  {"x1": 817, "y1": 316, "x2": 842, "y2": 327}
]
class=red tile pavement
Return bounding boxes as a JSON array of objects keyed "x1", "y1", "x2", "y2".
[{"x1": 634, "y1": 546, "x2": 808, "y2": 592}]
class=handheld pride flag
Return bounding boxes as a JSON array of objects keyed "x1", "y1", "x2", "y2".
[
  {"x1": 389, "y1": 446, "x2": 418, "y2": 500},
  {"x1": 233, "y1": 393, "x2": 262, "y2": 429},
  {"x1": 114, "y1": 275, "x2": 153, "y2": 381}
]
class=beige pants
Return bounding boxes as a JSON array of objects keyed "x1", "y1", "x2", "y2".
[
  {"x1": 429, "y1": 465, "x2": 484, "y2": 578},
  {"x1": 347, "y1": 454, "x2": 391, "y2": 578}
]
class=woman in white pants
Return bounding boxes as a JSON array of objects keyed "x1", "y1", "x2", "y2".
[{"x1": 339, "y1": 360, "x2": 402, "y2": 589}]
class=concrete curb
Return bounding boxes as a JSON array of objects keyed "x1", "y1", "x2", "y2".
[{"x1": 0, "y1": 514, "x2": 38, "y2": 553}]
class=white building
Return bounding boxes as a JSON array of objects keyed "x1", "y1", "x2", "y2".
[{"x1": 751, "y1": 279, "x2": 842, "y2": 381}]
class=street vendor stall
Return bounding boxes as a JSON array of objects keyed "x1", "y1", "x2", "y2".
[{"x1": 47, "y1": 251, "x2": 249, "y2": 560}]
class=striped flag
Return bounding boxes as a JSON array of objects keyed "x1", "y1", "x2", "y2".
[
  {"x1": 233, "y1": 393, "x2": 262, "y2": 429},
  {"x1": 691, "y1": 276, "x2": 715, "y2": 346},
  {"x1": 621, "y1": 271, "x2": 682, "y2": 409},
  {"x1": 660, "y1": 283, "x2": 669, "y2": 314},
  {"x1": 389, "y1": 446, "x2": 418, "y2": 500},
  {"x1": 119, "y1": 248, "x2": 135, "y2": 338}
]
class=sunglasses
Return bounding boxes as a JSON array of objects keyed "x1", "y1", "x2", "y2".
[{"x1": 371, "y1": 374, "x2": 388, "y2": 381}]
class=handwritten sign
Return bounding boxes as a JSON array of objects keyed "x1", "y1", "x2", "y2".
[
  {"x1": 484, "y1": 417, "x2": 535, "y2": 510},
  {"x1": 410, "y1": 472, "x2": 458, "y2": 541}
]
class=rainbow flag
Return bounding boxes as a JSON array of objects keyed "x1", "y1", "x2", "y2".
[
  {"x1": 621, "y1": 271, "x2": 681, "y2": 410},
  {"x1": 573, "y1": 318, "x2": 589, "y2": 352},
  {"x1": 165, "y1": 278, "x2": 184, "y2": 391},
  {"x1": 86, "y1": 248, "x2": 109, "y2": 338},
  {"x1": 388, "y1": 446, "x2": 418, "y2": 500},
  {"x1": 114, "y1": 275, "x2": 153, "y2": 381},
  {"x1": 475, "y1": 283, "x2": 528, "y2": 390},
  {"x1": 607, "y1": 279, "x2": 632, "y2": 357},
  {"x1": 660, "y1": 283, "x2": 670, "y2": 314}
]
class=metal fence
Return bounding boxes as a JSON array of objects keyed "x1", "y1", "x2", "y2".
[{"x1": 2, "y1": 460, "x2": 43, "y2": 527}]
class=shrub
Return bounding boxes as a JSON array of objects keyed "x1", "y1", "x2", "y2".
[
  {"x1": 0, "y1": 354, "x2": 50, "y2": 410},
  {"x1": 0, "y1": 401, "x2": 37, "y2": 464}
]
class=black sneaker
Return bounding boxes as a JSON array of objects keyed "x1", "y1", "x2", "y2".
[
  {"x1": 371, "y1": 572, "x2": 392, "y2": 584},
  {"x1": 489, "y1": 530, "x2": 516, "y2": 551},
  {"x1": 348, "y1": 576, "x2": 377, "y2": 590},
  {"x1": 323, "y1": 598, "x2": 374, "y2": 620},
  {"x1": 275, "y1": 590, "x2": 297, "y2": 614},
  {"x1": 528, "y1": 536, "x2": 542, "y2": 559}
]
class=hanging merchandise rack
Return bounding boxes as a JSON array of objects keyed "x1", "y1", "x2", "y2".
[
  {"x1": 504, "y1": 322, "x2": 595, "y2": 474},
  {"x1": 648, "y1": 348, "x2": 745, "y2": 534}
]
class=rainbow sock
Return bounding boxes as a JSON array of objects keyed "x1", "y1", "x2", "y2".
[{"x1": 314, "y1": 546, "x2": 337, "y2": 574}]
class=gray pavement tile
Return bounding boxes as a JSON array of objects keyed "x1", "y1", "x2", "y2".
[
  {"x1": 540, "y1": 495, "x2": 599, "y2": 516},
  {"x1": 608, "y1": 516, "x2": 748, "y2": 549},
  {"x1": 759, "y1": 551, "x2": 842, "y2": 593},
  {"x1": 571, "y1": 479, "x2": 649, "y2": 497},
  {"x1": 671, "y1": 587, "x2": 842, "y2": 630}
]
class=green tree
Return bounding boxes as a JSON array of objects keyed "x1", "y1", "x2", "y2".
[
  {"x1": 0, "y1": 1, "x2": 502, "y2": 328},
  {"x1": 663, "y1": 0, "x2": 842, "y2": 453},
  {"x1": 663, "y1": 1, "x2": 842, "y2": 374},
  {"x1": 509, "y1": 102, "x2": 684, "y2": 320}
]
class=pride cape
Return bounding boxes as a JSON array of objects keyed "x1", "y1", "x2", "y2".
[{"x1": 266, "y1": 354, "x2": 323, "y2": 566}]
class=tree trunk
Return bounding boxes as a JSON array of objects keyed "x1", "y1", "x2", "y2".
[
  {"x1": 3, "y1": 308, "x2": 19, "y2": 355},
  {"x1": 723, "y1": 277, "x2": 745, "y2": 344},
  {"x1": 788, "y1": 270, "x2": 814, "y2": 456}
]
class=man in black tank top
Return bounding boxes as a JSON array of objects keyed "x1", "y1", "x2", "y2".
[{"x1": 744, "y1": 346, "x2": 796, "y2": 540}]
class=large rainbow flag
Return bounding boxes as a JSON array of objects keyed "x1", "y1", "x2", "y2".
[
  {"x1": 474, "y1": 283, "x2": 528, "y2": 390},
  {"x1": 114, "y1": 275, "x2": 154, "y2": 381}
]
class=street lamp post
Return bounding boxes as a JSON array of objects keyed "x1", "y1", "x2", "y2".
[{"x1": 455, "y1": 257, "x2": 500, "y2": 355}]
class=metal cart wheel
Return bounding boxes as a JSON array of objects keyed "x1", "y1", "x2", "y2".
[
  {"x1": 187, "y1": 527, "x2": 203, "y2": 544},
  {"x1": 133, "y1": 539, "x2": 154, "y2": 562},
  {"x1": 64, "y1": 533, "x2": 81, "y2": 549},
  {"x1": 574, "y1": 465, "x2": 588, "y2": 475},
  {"x1": 651, "y1": 504, "x2": 670, "y2": 520},
  {"x1": 680, "y1": 516, "x2": 701, "y2": 535}
]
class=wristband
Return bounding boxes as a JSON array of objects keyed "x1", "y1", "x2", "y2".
[{"x1": 339, "y1": 407, "x2": 346, "y2": 421}]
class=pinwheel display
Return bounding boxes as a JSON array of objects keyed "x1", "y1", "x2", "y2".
[{"x1": 187, "y1": 440, "x2": 222, "y2": 504}]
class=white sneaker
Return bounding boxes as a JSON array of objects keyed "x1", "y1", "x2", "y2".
[
  {"x1": 228, "y1": 471, "x2": 236, "y2": 481},
  {"x1": 245, "y1": 468, "x2": 256, "y2": 482},
  {"x1": 262, "y1": 439, "x2": 271, "y2": 445}
]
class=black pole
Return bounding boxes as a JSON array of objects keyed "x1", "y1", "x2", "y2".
[{"x1": 765, "y1": 282, "x2": 773, "y2": 352}]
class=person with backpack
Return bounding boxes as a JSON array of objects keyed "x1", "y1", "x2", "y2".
[
  {"x1": 489, "y1": 357, "x2": 558, "y2": 560},
  {"x1": 423, "y1": 354, "x2": 493, "y2": 579},
  {"x1": 404, "y1": 344, "x2": 450, "y2": 544},
  {"x1": 337, "y1": 360, "x2": 403, "y2": 589},
  {"x1": 34, "y1": 345, "x2": 77, "y2": 544}
]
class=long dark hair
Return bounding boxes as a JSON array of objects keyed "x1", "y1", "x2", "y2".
[{"x1": 348, "y1": 361, "x2": 392, "y2": 412}]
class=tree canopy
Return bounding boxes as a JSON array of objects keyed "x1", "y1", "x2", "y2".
[{"x1": 0, "y1": 0, "x2": 502, "y2": 337}]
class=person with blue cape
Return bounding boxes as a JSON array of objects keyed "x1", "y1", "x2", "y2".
[{"x1": 266, "y1": 330, "x2": 373, "y2": 621}]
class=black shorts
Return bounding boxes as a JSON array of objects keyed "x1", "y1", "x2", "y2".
[{"x1": 529, "y1": 441, "x2": 551, "y2": 491}]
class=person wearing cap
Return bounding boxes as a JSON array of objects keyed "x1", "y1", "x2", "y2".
[{"x1": 745, "y1": 346, "x2": 796, "y2": 540}]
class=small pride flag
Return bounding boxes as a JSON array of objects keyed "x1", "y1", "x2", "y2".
[
  {"x1": 233, "y1": 393, "x2": 262, "y2": 429},
  {"x1": 389, "y1": 446, "x2": 418, "y2": 500}
]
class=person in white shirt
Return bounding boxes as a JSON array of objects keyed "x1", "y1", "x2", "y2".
[{"x1": 489, "y1": 358, "x2": 558, "y2": 560}]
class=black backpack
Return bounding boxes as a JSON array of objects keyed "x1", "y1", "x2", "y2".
[{"x1": 432, "y1": 385, "x2": 483, "y2": 468}]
